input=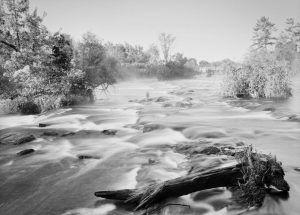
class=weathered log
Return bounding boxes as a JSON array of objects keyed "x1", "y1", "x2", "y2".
[
  {"x1": 95, "y1": 165, "x2": 242, "y2": 210},
  {"x1": 95, "y1": 147, "x2": 290, "y2": 210}
]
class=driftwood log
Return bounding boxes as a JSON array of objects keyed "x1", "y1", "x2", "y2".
[{"x1": 95, "y1": 147, "x2": 290, "y2": 211}]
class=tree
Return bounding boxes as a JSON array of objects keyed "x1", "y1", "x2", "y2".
[
  {"x1": 74, "y1": 32, "x2": 118, "y2": 92},
  {"x1": 252, "y1": 17, "x2": 277, "y2": 50},
  {"x1": 146, "y1": 44, "x2": 160, "y2": 65},
  {"x1": 158, "y1": 33, "x2": 175, "y2": 63},
  {"x1": 285, "y1": 18, "x2": 300, "y2": 52}
]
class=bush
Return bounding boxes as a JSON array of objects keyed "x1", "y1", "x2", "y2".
[
  {"x1": 222, "y1": 54, "x2": 292, "y2": 99},
  {"x1": 19, "y1": 101, "x2": 41, "y2": 115},
  {"x1": 157, "y1": 62, "x2": 197, "y2": 80}
]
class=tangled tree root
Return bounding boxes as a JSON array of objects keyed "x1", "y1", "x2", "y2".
[{"x1": 95, "y1": 146, "x2": 289, "y2": 211}]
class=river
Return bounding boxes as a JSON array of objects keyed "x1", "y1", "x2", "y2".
[{"x1": 0, "y1": 75, "x2": 299, "y2": 215}]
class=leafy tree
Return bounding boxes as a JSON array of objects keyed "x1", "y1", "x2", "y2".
[
  {"x1": 158, "y1": 33, "x2": 175, "y2": 63},
  {"x1": 146, "y1": 44, "x2": 160, "y2": 65},
  {"x1": 74, "y1": 32, "x2": 118, "y2": 92},
  {"x1": 252, "y1": 17, "x2": 277, "y2": 50}
]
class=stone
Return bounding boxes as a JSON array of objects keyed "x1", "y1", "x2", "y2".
[
  {"x1": 0, "y1": 132, "x2": 36, "y2": 145},
  {"x1": 102, "y1": 129, "x2": 117, "y2": 135},
  {"x1": 43, "y1": 131, "x2": 59, "y2": 136},
  {"x1": 39, "y1": 123, "x2": 49, "y2": 127},
  {"x1": 61, "y1": 132, "x2": 76, "y2": 137},
  {"x1": 77, "y1": 155, "x2": 100, "y2": 160},
  {"x1": 17, "y1": 149, "x2": 35, "y2": 156},
  {"x1": 200, "y1": 146, "x2": 221, "y2": 155},
  {"x1": 143, "y1": 124, "x2": 165, "y2": 133},
  {"x1": 263, "y1": 107, "x2": 275, "y2": 112}
]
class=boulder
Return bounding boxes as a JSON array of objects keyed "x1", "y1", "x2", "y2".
[
  {"x1": 43, "y1": 131, "x2": 59, "y2": 136},
  {"x1": 17, "y1": 149, "x2": 35, "y2": 156},
  {"x1": 0, "y1": 132, "x2": 36, "y2": 145},
  {"x1": 102, "y1": 129, "x2": 117, "y2": 135},
  {"x1": 77, "y1": 154, "x2": 101, "y2": 160}
]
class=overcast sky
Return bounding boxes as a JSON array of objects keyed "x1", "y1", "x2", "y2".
[{"x1": 30, "y1": 0, "x2": 300, "y2": 62}]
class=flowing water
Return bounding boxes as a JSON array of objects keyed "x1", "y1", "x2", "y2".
[{"x1": 0, "y1": 75, "x2": 300, "y2": 215}]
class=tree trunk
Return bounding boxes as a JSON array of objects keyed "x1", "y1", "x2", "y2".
[{"x1": 95, "y1": 164, "x2": 242, "y2": 210}]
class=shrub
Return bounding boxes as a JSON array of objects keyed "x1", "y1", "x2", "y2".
[
  {"x1": 157, "y1": 62, "x2": 197, "y2": 80},
  {"x1": 19, "y1": 101, "x2": 41, "y2": 115},
  {"x1": 222, "y1": 51, "x2": 292, "y2": 99}
]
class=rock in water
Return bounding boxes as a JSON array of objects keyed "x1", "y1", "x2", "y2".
[
  {"x1": 0, "y1": 132, "x2": 36, "y2": 145},
  {"x1": 102, "y1": 129, "x2": 117, "y2": 135},
  {"x1": 17, "y1": 149, "x2": 35, "y2": 156},
  {"x1": 43, "y1": 131, "x2": 59, "y2": 136},
  {"x1": 77, "y1": 154, "x2": 101, "y2": 160},
  {"x1": 39, "y1": 123, "x2": 49, "y2": 127}
]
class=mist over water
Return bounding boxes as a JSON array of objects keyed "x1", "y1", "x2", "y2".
[{"x1": 0, "y1": 75, "x2": 300, "y2": 215}]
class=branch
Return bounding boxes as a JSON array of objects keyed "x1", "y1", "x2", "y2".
[{"x1": 0, "y1": 40, "x2": 19, "y2": 52}]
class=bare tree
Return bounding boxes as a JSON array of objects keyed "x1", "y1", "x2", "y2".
[{"x1": 158, "y1": 33, "x2": 175, "y2": 63}]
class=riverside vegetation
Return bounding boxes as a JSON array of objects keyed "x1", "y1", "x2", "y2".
[
  {"x1": 2, "y1": 2, "x2": 297, "y2": 115},
  {"x1": 0, "y1": 0, "x2": 200, "y2": 114},
  {"x1": 222, "y1": 17, "x2": 300, "y2": 99}
]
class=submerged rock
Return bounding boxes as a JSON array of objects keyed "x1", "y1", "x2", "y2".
[
  {"x1": 102, "y1": 129, "x2": 117, "y2": 135},
  {"x1": 288, "y1": 114, "x2": 300, "y2": 122},
  {"x1": 17, "y1": 149, "x2": 35, "y2": 156},
  {"x1": 294, "y1": 168, "x2": 300, "y2": 172},
  {"x1": 43, "y1": 131, "x2": 59, "y2": 136},
  {"x1": 263, "y1": 107, "x2": 276, "y2": 112},
  {"x1": 175, "y1": 101, "x2": 192, "y2": 108},
  {"x1": 0, "y1": 132, "x2": 36, "y2": 145},
  {"x1": 155, "y1": 97, "x2": 168, "y2": 102},
  {"x1": 61, "y1": 132, "x2": 76, "y2": 137},
  {"x1": 200, "y1": 146, "x2": 221, "y2": 155},
  {"x1": 143, "y1": 124, "x2": 166, "y2": 133},
  {"x1": 77, "y1": 154, "x2": 101, "y2": 160},
  {"x1": 39, "y1": 123, "x2": 50, "y2": 127}
]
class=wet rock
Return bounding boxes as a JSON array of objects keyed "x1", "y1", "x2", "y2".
[
  {"x1": 17, "y1": 149, "x2": 35, "y2": 156},
  {"x1": 288, "y1": 114, "x2": 300, "y2": 122},
  {"x1": 43, "y1": 131, "x2": 59, "y2": 136},
  {"x1": 294, "y1": 168, "x2": 300, "y2": 172},
  {"x1": 77, "y1": 154, "x2": 101, "y2": 160},
  {"x1": 102, "y1": 129, "x2": 117, "y2": 135},
  {"x1": 61, "y1": 132, "x2": 76, "y2": 137},
  {"x1": 200, "y1": 146, "x2": 221, "y2": 155},
  {"x1": 148, "y1": 158, "x2": 156, "y2": 164},
  {"x1": 0, "y1": 132, "x2": 36, "y2": 145},
  {"x1": 155, "y1": 97, "x2": 168, "y2": 102},
  {"x1": 183, "y1": 128, "x2": 227, "y2": 139},
  {"x1": 38, "y1": 123, "x2": 50, "y2": 127},
  {"x1": 263, "y1": 107, "x2": 275, "y2": 112},
  {"x1": 175, "y1": 101, "x2": 192, "y2": 108},
  {"x1": 162, "y1": 103, "x2": 172, "y2": 108},
  {"x1": 143, "y1": 124, "x2": 166, "y2": 133},
  {"x1": 183, "y1": 97, "x2": 193, "y2": 102},
  {"x1": 235, "y1": 141, "x2": 245, "y2": 147}
]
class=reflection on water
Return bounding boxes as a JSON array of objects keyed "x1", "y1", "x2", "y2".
[{"x1": 0, "y1": 76, "x2": 299, "y2": 215}]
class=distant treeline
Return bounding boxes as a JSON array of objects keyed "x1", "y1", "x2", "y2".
[{"x1": 0, "y1": 0, "x2": 204, "y2": 114}]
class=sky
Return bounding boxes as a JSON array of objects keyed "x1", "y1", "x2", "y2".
[{"x1": 30, "y1": 0, "x2": 300, "y2": 62}]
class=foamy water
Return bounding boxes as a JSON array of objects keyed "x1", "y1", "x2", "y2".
[{"x1": 0, "y1": 77, "x2": 300, "y2": 215}]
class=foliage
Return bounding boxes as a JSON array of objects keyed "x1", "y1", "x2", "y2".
[
  {"x1": 158, "y1": 33, "x2": 175, "y2": 63},
  {"x1": 235, "y1": 146, "x2": 288, "y2": 206},
  {"x1": 222, "y1": 17, "x2": 299, "y2": 99},
  {"x1": 157, "y1": 58, "x2": 198, "y2": 80},
  {"x1": 222, "y1": 51, "x2": 292, "y2": 98},
  {"x1": 0, "y1": 1, "x2": 119, "y2": 114},
  {"x1": 252, "y1": 16, "x2": 277, "y2": 50}
]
